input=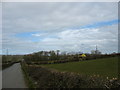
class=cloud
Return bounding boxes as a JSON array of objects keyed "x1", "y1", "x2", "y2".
[
  {"x1": 3, "y1": 2, "x2": 118, "y2": 32},
  {"x1": 32, "y1": 33, "x2": 42, "y2": 37},
  {"x1": 40, "y1": 25, "x2": 118, "y2": 53},
  {"x1": 2, "y1": 2, "x2": 118, "y2": 54}
]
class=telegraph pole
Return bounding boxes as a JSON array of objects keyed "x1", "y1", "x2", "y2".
[
  {"x1": 6, "y1": 48, "x2": 8, "y2": 64},
  {"x1": 96, "y1": 45, "x2": 97, "y2": 51},
  {"x1": 95, "y1": 45, "x2": 98, "y2": 54},
  {"x1": 6, "y1": 48, "x2": 8, "y2": 56}
]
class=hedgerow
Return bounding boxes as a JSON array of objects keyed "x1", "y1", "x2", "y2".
[
  {"x1": 24, "y1": 53, "x2": 120, "y2": 65},
  {"x1": 21, "y1": 62, "x2": 120, "y2": 89}
]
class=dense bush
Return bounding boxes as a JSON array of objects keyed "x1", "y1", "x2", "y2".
[{"x1": 21, "y1": 63, "x2": 120, "y2": 89}]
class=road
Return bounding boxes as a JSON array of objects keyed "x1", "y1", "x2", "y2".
[{"x1": 2, "y1": 63, "x2": 27, "y2": 88}]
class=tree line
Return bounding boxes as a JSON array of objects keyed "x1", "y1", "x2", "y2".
[{"x1": 23, "y1": 50, "x2": 120, "y2": 64}]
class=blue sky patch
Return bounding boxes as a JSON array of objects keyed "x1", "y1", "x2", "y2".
[
  {"x1": 68, "y1": 19, "x2": 119, "y2": 30},
  {"x1": 15, "y1": 32, "x2": 45, "y2": 42},
  {"x1": 80, "y1": 19, "x2": 119, "y2": 29},
  {"x1": 15, "y1": 19, "x2": 119, "y2": 42}
]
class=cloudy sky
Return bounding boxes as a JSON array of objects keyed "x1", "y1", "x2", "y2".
[{"x1": 2, "y1": 2, "x2": 119, "y2": 54}]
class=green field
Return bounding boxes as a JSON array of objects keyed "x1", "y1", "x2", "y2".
[{"x1": 43, "y1": 57, "x2": 118, "y2": 78}]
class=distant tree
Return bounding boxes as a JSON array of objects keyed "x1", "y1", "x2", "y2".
[{"x1": 49, "y1": 51, "x2": 57, "y2": 60}]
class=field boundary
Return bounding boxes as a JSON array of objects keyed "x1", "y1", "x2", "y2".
[{"x1": 21, "y1": 61, "x2": 120, "y2": 88}]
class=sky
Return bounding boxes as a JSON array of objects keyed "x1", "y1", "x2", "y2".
[{"x1": 2, "y1": 2, "x2": 119, "y2": 54}]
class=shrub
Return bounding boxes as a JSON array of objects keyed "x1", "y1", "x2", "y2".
[{"x1": 21, "y1": 63, "x2": 120, "y2": 89}]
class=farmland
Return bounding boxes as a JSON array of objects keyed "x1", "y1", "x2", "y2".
[
  {"x1": 43, "y1": 57, "x2": 118, "y2": 78},
  {"x1": 21, "y1": 52, "x2": 120, "y2": 88}
]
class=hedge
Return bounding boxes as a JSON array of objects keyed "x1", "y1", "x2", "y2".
[{"x1": 21, "y1": 63, "x2": 120, "y2": 89}]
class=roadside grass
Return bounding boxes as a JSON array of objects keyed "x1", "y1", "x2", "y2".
[{"x1": 43, "y1": 57, "x2": 118, "y2": 79}]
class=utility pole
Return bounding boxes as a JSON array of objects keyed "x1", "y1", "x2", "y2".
[
  {"x1": 96, "y1": 45, "x2": 97, "y2": 51},
  {"x1": 6, "y1": 48, "x2": 8, "y2": 56},
  {"x1": 96, "y1": 45, "x2": 99, "y2": 54},
  {"x1": 6, "y1": 48, "x2": 8, "y2": 64},
  {"x1": 81, "y1": 44, "x2": 84, "y2": 53}
]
